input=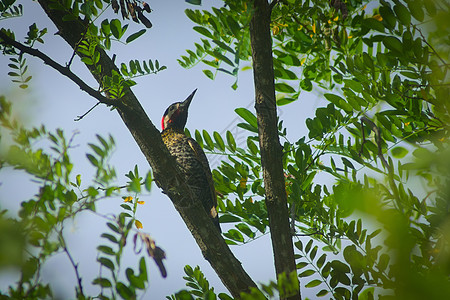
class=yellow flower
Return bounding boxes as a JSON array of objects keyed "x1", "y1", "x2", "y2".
[
  {"x1": 272, "y1": 25, "x2": 280, "y2": 35},
  {"x1": 137, "y1": 200, "x2": 145, "y2": 205},
  {"x1": 124, "y1": 196, "x2": 133, "y2": 202},
  {"x1": 334, "y1": 16, "x2": 339, "y2": 22},
  {"x1": 312, "y1": 23, "x2": 316, "y2": 34},
  {"x1": 405, "y1": 122, "x2": 410, "y2": 126},
  {"x1": 135, "y1": 220, "x2": 143, "y2": 229},
  {"x1": 373, "y1": 14, "x2": 383, "y2": 21}
]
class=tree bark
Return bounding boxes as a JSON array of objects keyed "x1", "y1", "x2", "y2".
[
  {"x1": 34, "y1": 0, "x2": 257, "y2": 297},
  {"x1": 249, "y1": 0, "x2": 301, "y2": 299}
]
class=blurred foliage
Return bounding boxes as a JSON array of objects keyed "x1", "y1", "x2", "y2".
[
  {"x1": 0, "y1": 0, "x2": 449, "y2": 299},
  {"x1": 0, "y1": 95, "x2": 157, "y2": 299},
  {"x1": 179, "y1": 0, "x2": 450, "y2": 299}
]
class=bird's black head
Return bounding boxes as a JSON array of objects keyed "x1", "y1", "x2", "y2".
[{"x1": 161, "y1": 89, "x2": 197, "y2": 131}]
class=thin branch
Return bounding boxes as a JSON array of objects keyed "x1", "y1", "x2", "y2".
[
  {"x1": 58, "y1": 230, "x2": 85, "y2": 297},
  {"x1": 74, "y1": 102, "x2": 101, "y2": 121},
  {"x1": 361, "y1": 116, "x2": 389, "y2": 170},
  {"x1": 415, "y1": 25, "x2": 449, "y2": 70},
  {"x1": 0, "y1": 30, "x2": 120, "y2": 108}
]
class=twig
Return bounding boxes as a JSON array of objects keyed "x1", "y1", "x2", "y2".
[
  {"x1": 59, "y1": 230, "x2": 85, "y2": 297},
  {"x1": 74, "y1": 102, "x2": 101, "y2": 121},
  {"x1": 0, "y1": 30, "x2": 120, "y2": 108},
  {"x1": 360, "y1": 116, "x2": 389, "y2": 169},
  {"x1": 293, "y1": 229, "x2": 323, "y2": 237},
  {"x1": 358, "y1": 118, "x2": 366, "y2": 156},
  {"x1": 361, "y1": 116, "x2": 402, "y2": 210},
  {"x1": 415, "y1": 26, "x2": 449, "y2": 70}
]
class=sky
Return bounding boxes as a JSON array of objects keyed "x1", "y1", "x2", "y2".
[{"x1": 0, "y1": 1, "x2": 325, "y2": 298}]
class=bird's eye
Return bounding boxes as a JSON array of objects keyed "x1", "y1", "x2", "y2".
[{"x1": 169, "y1": 104, "x2": 177, "y2": 111}]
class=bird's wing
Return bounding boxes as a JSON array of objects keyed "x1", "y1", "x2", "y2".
[{"x1": 187, "y1": 138, "x2": 218, "y2": 209}]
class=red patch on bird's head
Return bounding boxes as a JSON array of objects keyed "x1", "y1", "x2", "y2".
[{"x1": 162, "y1": 108, "x2": 180, "y2": 130}]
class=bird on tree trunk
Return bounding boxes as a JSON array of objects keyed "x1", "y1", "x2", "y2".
[{"x1": 161, "y1": 89, "x2": 221, "y2": 232}]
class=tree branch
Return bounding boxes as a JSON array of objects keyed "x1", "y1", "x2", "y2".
[
  {"x1": 249, "y1": 0, "x2": 300, "y2": 299},
  {"x1": 34, "y1": 0, "x2": 258, "y2": 297},
  {"x1": 0, "y1": 30, "x2": 118, "y2": 108},
  {"x1": 58, "y1": 230, "x2": 85, "y2": 298}
]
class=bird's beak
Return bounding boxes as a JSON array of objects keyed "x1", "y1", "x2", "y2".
[{"x1": 181, "y1": 88, "x2": 197, "y2": 109}]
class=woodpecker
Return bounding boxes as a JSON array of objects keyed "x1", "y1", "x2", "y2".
[{"x1": 161, "y1": 89, "x2": 221, "y2": 232}]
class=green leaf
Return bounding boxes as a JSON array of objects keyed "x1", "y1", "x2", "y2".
[
  {"x1": 300, "y1": 79, "x2": 312, "y2": 91},
  {"x1": 126, "y1": 268, "x2": 145, "y2": 289},
  {"x1": 383, "y1": 36, "x2": 403, "y2": 53},
  {"x1": 226, "y1": 15, "x2": 240, "y2": 37},
  {"x1": 237, "y1": 123, "x2": 258, "y2": 133},
  {"x1": 296, "y1": 262, "x2": 308, "y2": 269},
  {"x1": 212, "y1": 39, "x2": 235, "y2": 54},
  {"x1": 81, "y1": 57, "x2": 93, "y2": 65},
  {"x1": 324, "y1": 93, "x2": 353, "y2": 113},
  {"x1": 276, "y1": 97, "x2": 296, "y2": 106},
  {"x1": 126, "y1": 29, "x2": 146, "y2": 43},
  {"x1": 86, "y1": 154, "x2": 99, "y2": 166},
  {"x1": 331, "y1": 260, "x2": 350, "y2": 273},
  {"x1": 317, "y1": 253, "x2": 326, "y2": 269},
  {"x1": 305, "y1": 279, "x2": 322, "y2": 288},
  {"x1": 101, "y1": 233, "x2": 118, "y2": 244},
  {"x1": 139, "y1": 257, "x2": 148, "y2": 282},
  {"x1": 186, "y1": 0, "x2": 201, "y2": 6},
  {"x1": 391, "y1": 146, "x2": 408, "y2": 158},
  {"x1": 210, "y1": 50, "x2": 234, "y2": 67},
  {"x1": 235, "y1": 108, "x2": 258, "y2": 128},
  {"x1": 193, "y1": 26, "x2": 214, "y2": 39},
  {"x1": 343, "y1": 79, "x2": 363, "y2": 93},
  {"x1": 407, "y1": 0, "x2": 424, "y2": 22},
  {"x1": 203, "y1": 69, "x2": 214, "y2": 80},
  {"x1": 236, "y1": 223, "x2": 254, "y2": 238},
  {"x1": 341, "y1": 157, "x2": 355, "y2": 169},
  {"x1": 116, "y1": 281, "x2": 134, "y2": 298},
  {"x1": 203, "y1": 130, "x2": 214, "y2": 150},
  {"x1": 380, "y1": 6, "x2": 397, "y2": 30},
  {"x1": 219, "y1": 214, "x2": 240, "y2": 223},
  {"x1": 98, "y1": 257, "x2": 115, "y2": 271},
  {"x1": 110, "y1": 19, "x2": 122, "y2": 39},
  {"x1": 224, "y1": 229, "x2": 244, "y2": 242},
  {"x1": 298, "y1": 269, "x2": 315, "y2": 277},
  {"x1": 305, "y1": 239, "x2": 313, "y2": 253},
  {"x1": 226, "y1": 131, "x2": 236, "y2": 152},
  {"x1": 275, "y1": 82, "x2": 295, "y2": 93},
  {"x1": 213, "y1": 131, "x2": 225, "y2": 151},
  {"x1": 394, "y1": 3, "x2": 411, "y2": 26},
  {"x1": 363, "y1": 18, "x2": 385, "y2": 32},
  {"x1": 97, "y1": 245, "x2": 115, "y2": 255},
  {"x1": 93, "y1": 277, "x2": 112, "y2": 287},
  {"x1": 218, "y1": 293, "x2": 233, "y2": 300},
  {"x1": 378, "y1": 254, "x2": 390, "y2": 272},
  {"x1": 359, "y1": 287, "x2": 375, "y2": 300}
]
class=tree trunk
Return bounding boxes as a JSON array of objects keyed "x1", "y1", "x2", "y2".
[
  {"x1": 249, "y1": 0, "x2": 301, "y2": 299},
  {"x1": 35, "y1": 0, "x2": 258, "y2": 297}
]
